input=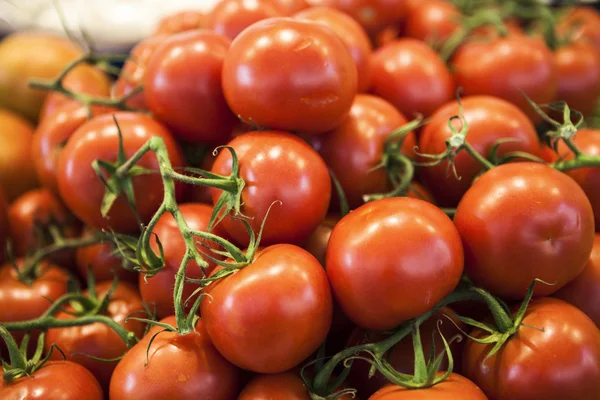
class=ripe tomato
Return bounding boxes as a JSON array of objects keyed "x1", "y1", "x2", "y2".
[
  {"x1": 222, "y1": 17, "x2": 357, "y2": 135},
  {"x1": 201, "y1": 244, "x2": 333, "y2": 373},
  {"x1": 113, "y1": 34, "x2": 167, "y2": 111},
  {"x1": 208, "y1": 0, "x2": 285, "y2": 40},
  {"x1": 407, "y1": 181, "x2": 435, "y2": 203},
  {"x1": 558, "y1": 6, "x2": 600, "y2": 52},
  {"x1": 0, "y1": 109, "x2": 38, "y2": 201},
  {"x1": 75, "y1": 237, "x2": 137, "y2": 284},
  {"x1": 153, "y1": 10, "x2": 207, "y2": 35},
  {"x1": 0, "y1": 360, "x2": 103, "y2": 400},
  {"x1": 452, "y1": 34, "x2": 557, "y2": 123},
  {"x1": 555, "y1": 234, "x2": 600, "y2": 327},
  {"x1": 302, "y1": 215, "x2": 339, "y2": 267},
  {"x1": 403, "y1": 0, "x2": 461, "y2": 44},
  {"x1": 211, "y1": 131, "x2": 331, "y2": 246},
  {"x1": 144, "y1": 30, "x2": 236, "y2": 144},
  {"x1": 0, "y1": 189, "x2": 7, "y2": 264},
  {"x1": 109, "y1": 316, "x2": 240, "y2": 400},
  {"x1": 370, "y1": 39, "x2": 454, "y2": 119},
  {"x1": 294, "y1": 6, "x2": 373, "y2": 92},
  {"x1": 45, "y1": 281, "x2": 145, "y2": 389},
  {"x1": 310, "y1": 94, "x2": 416, "y2": 209},
  {"x1": 239, "y1": 372, "x2": 357, "y2": 400},
  {"x1": 454, "y1": 163, "x2": 595, "y2": 299},
  {"x1": 326, "y1": 197, "x2": 463, "y2": 330},
  {"x1": 369, "y1": 374, "x2": 487, "y2": 400},
  {"x1": 272, "y1": 0, "x2": 309, "y2": 14},
  {"x1": 554, "y1": 42, "x2": 600, "y2": 117},
  {"x1": 463, "y1": 298, "x2": 600, "y2": 400},
  {"x1": 418, "y1": 96, "x2": 540, "y2": 207},
  {"x1": 141, "y1": 203, "x2": 225, "y2": 319},
  {"x1": 56, "y1": 112, "x2": 185, "y2": 233},
  {"x1": 558, "y1": 128, "x2": 600, "y2": 232}
]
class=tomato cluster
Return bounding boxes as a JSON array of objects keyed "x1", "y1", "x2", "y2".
[{"x1": 1, "y1": 1, "x2": 600, "y2": 399}]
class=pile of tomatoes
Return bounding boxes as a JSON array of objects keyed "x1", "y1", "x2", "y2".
[{"x1": 0, "y1": 0, "x2": 600, "y2": 399}]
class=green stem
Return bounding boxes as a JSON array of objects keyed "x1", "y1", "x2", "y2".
[
  {"x1": 0, "y1": 326, "x2": 27, "y2": 371},
  {"x1": 552, "y1": 154, "x2": 600, "y2": 171},
  {"x1": 464, "y1": 143, "x2": 494, "y2": 170},
  {"x1": 563, "y1": 138, "x2": 583, "y2": 158}
]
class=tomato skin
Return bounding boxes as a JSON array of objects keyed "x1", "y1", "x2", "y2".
[
  {"x1": 0, "y1": 360, "x2": 103, "y2": 400},
  {"x1": 153, "y1": 10, "x2": 207, "y2": 35},
  {"x1": 238, "y1": 372, "x2": 310, "y2": 399},
  {"x1": 418, "y1": 96, "x2": 540, "y2": 207},
  {"x1": 463, "y1": 298, "x2": 600, "y2": 400},
  {"x1": 407, "y1": 181, "x2": 435, "y2": 203},
  {"x1": 201, "y1": 244, "x2": 333, "y2": 373},
  {"x1": 370, "y1": 39, "x2": 454, "y2": 119},
  {"x1": 211, "y1": 131, "x2": 331, "y2": 246},
  {"x1": 326, "y1": 197, "x2": 464, "y2": 330},
  {"x1": 455, "y1": 163, "x2": 595, "y2": 299},
  {"x1": 452, "y1": 35, "x2": 557, "y2": 123},
  {"x1": 369, "y1": 374, "x2": 487, "y2": 400},
  {"x1": 558, "y1": 7, "x2": 600, "y2": 52},
  {"x1": 310, "y1": 94, "x2": 415, "y2": 209},
  {"x1": 75, "y1": 239, "x2": 137, "y2": 284},
  {"x1": 144, "y1": 30, "x2": 236, "y2": 144},
  {"x1": 0, "y1": 109, "x2": 38, "y2": 201},
  {"x1": 140, "y1": 203, "x2": 225, "y2": 319},
  {"x1": 110, "y1": 316, "x2": 240, "y2": 400},
  {"x1": 209, "y1": 0, "x2": 284, "y2": 40},
  {"x1": 0, "y1": 189, "x2": 7, "y2": 264},
  {"x1": 558, "y1": 129, "x2": 600, "y2": 232},
  {"x1": 294, "y1": 6, "x2": 373, "y2": 92},
  {"x1": 222, "y1": 17, "x2": 357, "y2": 135},
  {"x1": 404, "y1": 0, "x2": 461, "y2": 44},
  {"x1": 272, "y1": 0, "x2": 309, "y2": 14},
  {"x1": 56, "y1": 112, "x2": 185, "y2": 233}
]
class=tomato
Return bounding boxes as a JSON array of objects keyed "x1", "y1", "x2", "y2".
[
  {"x1": 303, "y1": 215, "x2": 339, "y2": 267},
  {"x1": 0, "y1": 360, "x2": 103, "y2": 400},
  {"x1": 153, "y1": 10, "x2": 207, "y2": 35},
  {"x1": 554, "y1": 42, "x2": 600, "y2": 117},
  {"x1": 454, "y1": 163, "x2": 595, "y2": 299},
  {"x1": 555, "y1": 234, "x2": 600, "y2": 327},
  {"x1": 239, "y1": 372, "x2": 357, "y2": 400},
  {"x1": 201, "y1": 244, "x2": 332, "y2": 373},
  {"x1": 144, "y1": 30, "x2": 236, "y2": 144},
  {"x1": 75, "y1": 238, "x2": 137, "y2": 284},
  {"x1": 310, "y1": 94, "x2": 416, "y2": 209},
  {"x1": 294, "y1": 6, "x2": 373, "y2": 92},
  {"x1": 45, "y1": 281, "x2": 144, "y2": 389},
  {"x1": 56, "y1": 112, "x2": 185, "y2": 233},
  {"x1": 369, "y1": 374, "x2": 487, "y2": 400},
  {"x1": 211, "y1": 131, "x2": 330, "y2": 246},
  {"x1": 463, "y1": 298, "x2": 600, "y2": 400},
  {"x1": 404, "y1": 0, "x2": 461, "y2": 45},
  {"x1": 0, "y1": 109, "x2": 38, "y2": 201},
  {"x1": 110, "y1": 315, "x2": 240, "y2": 400},
  {"x1": 272, "y1": 0, "x2": 309, "y2": 14},
  {"x1": 112, "y1": 34, "x2": 167, "y2": 111},
  {"x1": 407, "y1": 181, "x2": 435, "y2": 203},
  {"x1": 326, "y1": 197, "x2": 463, "y2": 330},
  {"x1": 0, "y1": 189, "x2": 7, "y2": 264},
  {"x1": 222, "y1": 17, "x2": 357, "y2": 135},
  {"x1": 0, "y1": 32, "x2": 110, "y2": 123},
  {"x1": 452, "y1": 34, "x2": 557, "y2": 123},
  {"x1": 558, "y1": 6, "x2": 600, "y2": 52},
  {"x1": 558, "y1": 128, "x2": 600, "y2": 232},
  {"x1": 418, "y1": 96, "x2": 540, "y2": 207},
  {"x1": 208, "y1": 0, "x2": 285, "y2": 40},
  {"x1": 140, "y1": 203, "x2": 225, "y2": 319},
  {"x1": 370, "y1": 39, "x2": 454, "y2": 119}
]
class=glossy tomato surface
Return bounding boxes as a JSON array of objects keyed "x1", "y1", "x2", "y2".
[
  {"x1": 209, "y1": 0, "x2": 284, "y2": 40},
  {"x1": 558, "y1": 6, "x2": 600, "y2": 52},
  {"x1": 369, "y1": 374, "x2": 487, "y2": 400},
  {"x1": 403, "y1": 0, "x2": 461, "y2": 45},
  {"x1": 455, "y1": 163, "x2": 595, "y2": 299},
  {"x1": 222, "y1": 17, "x2": 357, "y2": 134},
  {"x1": 153, "y1": 10, "x2": 207, "y2": 35},
  {"x1": 326, "y1": 197, "x2": 463, "y2": 330},
  {"x1": 75, "y1": 237, "x2": 137, "y2": 284},
  {"x1": 238, "y1": 372, "x2": 310, "y2": 400}
]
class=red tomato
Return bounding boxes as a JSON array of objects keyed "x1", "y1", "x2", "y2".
[
  {"x1": 222, "y1": 17, "x2": 357, "y2": 135},
  {"x1": 463, "y1": 298, "x2": 600, "y2": 400},
  {"x1": 0, "y1": 360, "x2": 103, "y2": 399},
  {"x1": 140, "y1": 203, "x2": 225, "y2": 319},
  {"x1": 554, "y1": 42, "x2": 600, "y2": 117},
  {"x1": 454, "y1": 163, "x2": 595, "y2": 299},
  {"x1": 109, "y1": 316, "x2": 240, "y2": 400},
  {"x1": 555, "y1": 234, "x2": 600, "y2": 327},
  {"x1": 452, "y1": 34, "x2": 557, "y2": 123},
  {"x1": 272, "y1": 0, "x2": 309, "y2": 14},
  {"x1": 208, "y1": 0, "x2": 285, "y2": 40},
  {"x1": 56, "y1": 112, "x2": 185, "y2": 233},
  {"x1": 407, "y1": 181, "x2": 435, "y2": 203},
  {"x1": 403, "y1": 0, "x2": 461, "y2": 44},
  {"x1": 238, "y1": 372, "x2": 310, "y2": 399},
  {"x1": 113, "y1": 34, "x2": 167, "y2": 111},
  {"x1": 211, "y1": 131, "x2": 331, "y2": 246},
  {"x1": 144, "y1": 30, "x2": 236, "y2": 144},
  {"x1": 45, "y1": 281, "x2": 145, "y2": 389},
  {"x1": 0, "y1": 192, "x2": 6, "y2": 265},
  {"x1": 558, "y1": 128, "x2": 600, "y2": 231},
  {"x1": 75, "y1": 239, "x2": 137, "y2": 284},
  {"x1": 0, "y1": 109, "x2": 38, "y2": 201},
  {"x1": 370, "y1": 39, "x2": 454, "y2": 119},
  {"x1": 326, "y1": 197, "x2": 463, "y2": 330},
  {"x1": 294, "y1": 6, "x2": 373, "y2": 92},
  {"x1": 310, "y1": 94, "x2": 416, "y2": 209},
  {"x1": 153, "y1": 10, "x2": 207, "y2": 35},
  {"x1": 418, "y1": 96, "x2": 540, "y2": 207},
  {"x1": 558, "y1": 6, "x2": 600, "y2": 52},
  {"x1": 201, "y1": 244, "x2": 332, "y2": 373},
  {"x1": 369, "y1": 374, "x2": 487, "y2": 400}
]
